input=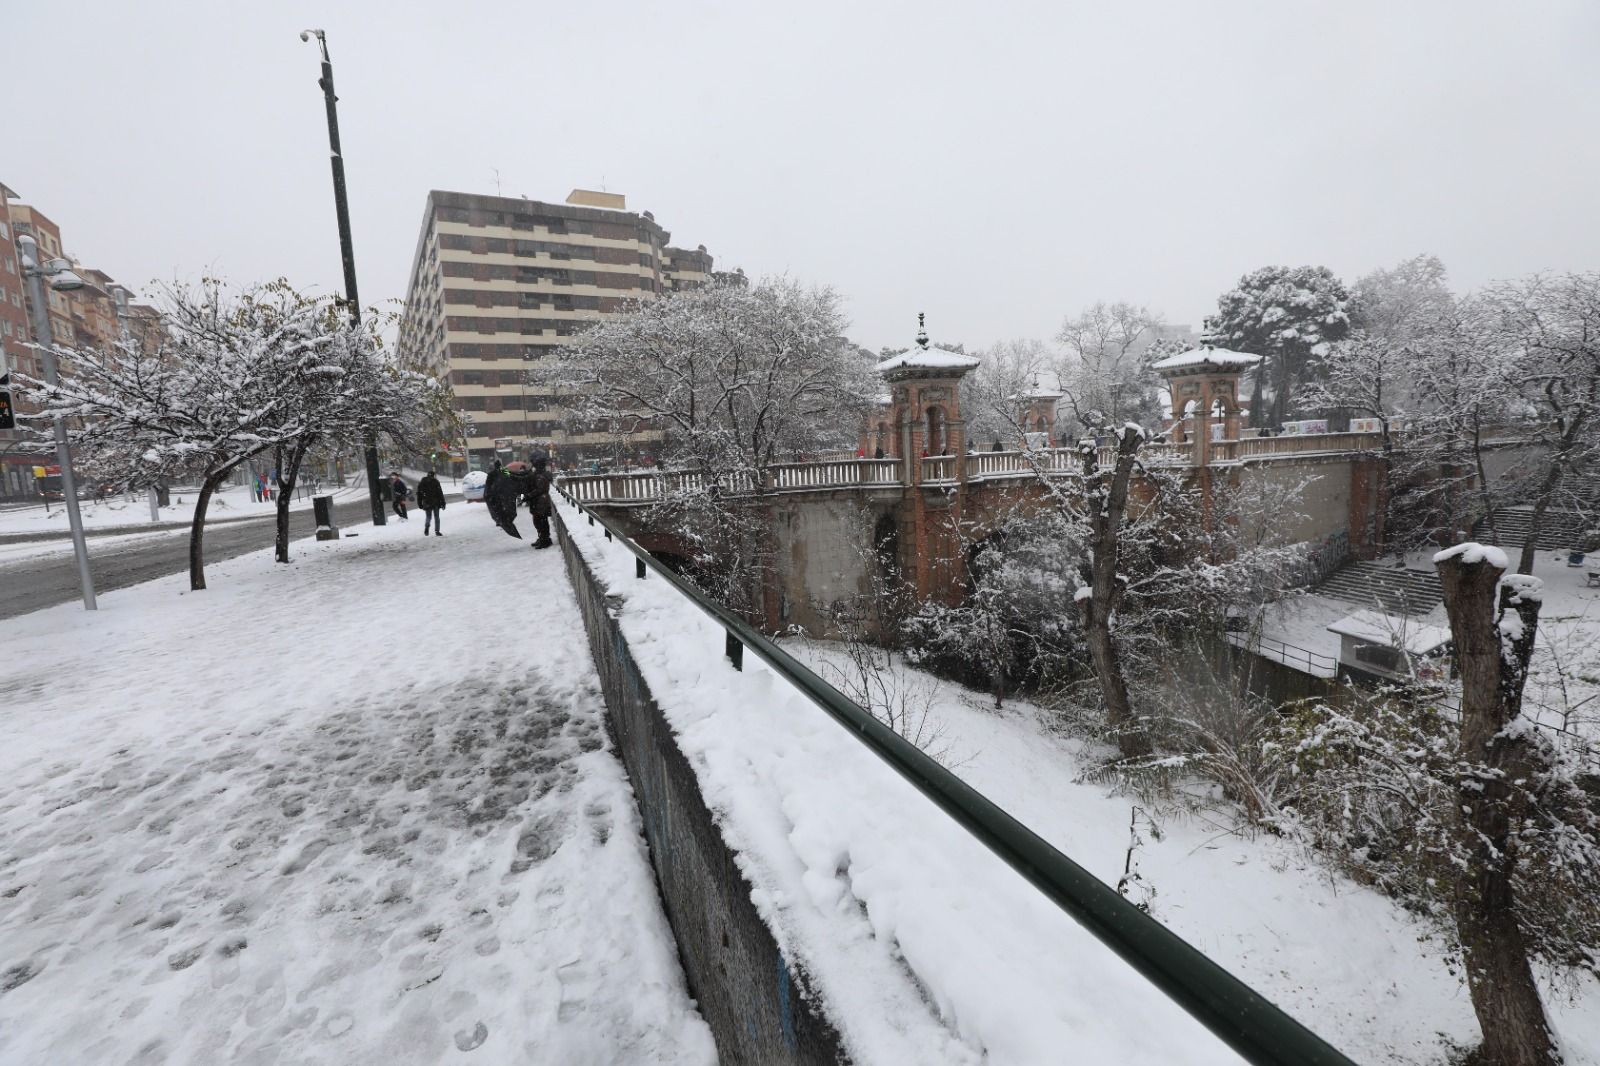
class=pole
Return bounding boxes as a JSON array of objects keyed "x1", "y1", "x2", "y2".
[
  {"x1": 307, "y1": 31, "x2": 385, "y2": 526},
  {"x1": 22, "y1": 267, "x2": 96, "y2": 610}
]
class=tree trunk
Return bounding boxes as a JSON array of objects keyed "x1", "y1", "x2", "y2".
[
  {"x1": 1517, "y1": 411, "x2": 1586, "y2": 576},
  {"x1": 1435, "y1": 551, "x2": 1558, "y2": 1066},
  {"x1": 188, "y1": 472, "x2": 228, "y2": 591},
  {"x1": 274, "y1": 439, "x2": 311, "y2": 565},
  {"x1": 1079, "y1": 427, "x2": 1149, "y2": 759}
]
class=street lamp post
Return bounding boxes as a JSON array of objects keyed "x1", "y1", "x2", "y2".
[
  {"x1": 18, "y1": 233, "x2": 96, "y2": 610},
  {"x1": 301, "y1": 28, "x2": 385, "y2": 527}
]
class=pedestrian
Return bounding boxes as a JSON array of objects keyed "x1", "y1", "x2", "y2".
[
  {"x1": 389, "y1": 471, "x2": 410, "y2": 520},
  {"x1": 873, "y1": 444, "x2": 885, "y2": 459},
  {"x1": 491, "y1": 460, "x2": 531, "y2": 539},
  {"x1": 528, "y1": 453, "x2": 554, "y2": 549},
  {"x1": 417, "y1": 468, "x2": 446, "y2": 536},
  {"x1": 251, "y1": 476, "x2": 261, "y2": 503},
  {"x1": 991, "y1": 440, "x2": 1003, "y2": 452}
]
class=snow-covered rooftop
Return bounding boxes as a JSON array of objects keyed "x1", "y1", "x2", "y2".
[
  {"x1": 1151, "y1": 346, "x2": 1262, "y2": 372},
  {"x1": 876, "y1": 315, "x2": 982, "y2": 374},
  {"x1": 1327, "y1": 610, "x2": 1453, "y2": 655},
  {"x1": 875, "y1": 346, "x2": 981, "y2": 373}
]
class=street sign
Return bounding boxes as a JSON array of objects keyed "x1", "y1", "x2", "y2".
[{"x1": 0, "y1": 373, "x2": 13, "y2": 431}]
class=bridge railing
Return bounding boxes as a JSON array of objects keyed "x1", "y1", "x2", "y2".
[
  {"x1": 557, "y1": 432, "x2": 1406, "y2": 503},
  {"x1": 555, "y1": 487, "x2": 1358, "y2": 1066},
  {"x1": 920, "y1": 455, "x2": 957, "y2": 482},
  {"x1": 1231, "y1": 432, "x2": 1383, "y2": 460}
]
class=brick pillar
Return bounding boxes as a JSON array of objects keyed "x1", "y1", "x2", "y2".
[{"x1": 1348, "y1": 455, "x2": 1379, "y2": 560}]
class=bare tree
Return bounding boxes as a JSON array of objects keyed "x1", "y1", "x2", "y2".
[
  {"x1": 1055, "y1": 301, "x2": 1166, "y2": 427},
  {"x1": 1435, "y1": 545, "x2": 1559, "y2": 1066},
  {"x1": 561, "y1": 277, "x2": 875, "y2": 618},
  {"x1": 1479, "y1": 273, "x2": 1600, "y2": 574}
]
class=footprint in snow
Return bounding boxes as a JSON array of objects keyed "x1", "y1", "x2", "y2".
[{"x1": 454, "y1": 1021, "x2": 489, "y2": 1052}]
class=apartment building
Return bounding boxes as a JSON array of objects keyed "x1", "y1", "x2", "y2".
[
  {"x1": 0, "y1": 182, "x2": 163, "y2": 499},
  {"x1": 397, "y1": 188, "x2": 716, "y2": 467}
]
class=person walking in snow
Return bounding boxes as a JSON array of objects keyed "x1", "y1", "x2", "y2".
[
  {"x1": 416, "y1": 469, "x2": 446, "y2": 536},
  {"x1": 490, "y1": 460, "x2": 532, "y2": 538},
  {"x1": 389, "y1": 471, "x2": 410, "y2": 520},
  {"x1": 528, "y1": 454, "x2": 554, "y2": 549}
]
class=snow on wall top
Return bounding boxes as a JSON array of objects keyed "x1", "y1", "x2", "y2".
[{"x1": 1150, "y1": 346, "x2": 1262, "y2": 372}]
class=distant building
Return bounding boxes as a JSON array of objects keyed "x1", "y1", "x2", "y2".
[{"x1": 397, "y1": 189, "x2": 718, "y2": 467}]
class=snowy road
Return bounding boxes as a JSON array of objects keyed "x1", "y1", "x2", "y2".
[
  {"x1": 0, "y1": 494, "x2": 387, "y2": 620},
  {"x1": 0, "y1": 514, "x2": 715, "y2": 1064}
]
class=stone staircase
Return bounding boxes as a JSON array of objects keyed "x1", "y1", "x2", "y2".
[
  {"x1": 1473, "y1": 506, "x2": 1596, "y2": 551},
  {"x1": 1315, "y1": 560, "x2": 1443, "y2": 617}
]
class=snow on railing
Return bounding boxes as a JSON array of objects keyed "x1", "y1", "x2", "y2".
[
  {"x1": 554, "y1": 489, "x2": 1361, "y2": 1066},
  {"x1": 1231, "y1": 432, "x2": 1382, "y2": 460},
  {"x1": 557, "y1": 432, "x2": 1405, "y2": 503}
]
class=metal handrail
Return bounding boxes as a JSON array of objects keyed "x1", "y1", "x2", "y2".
[
  {"x1": 1230, "y1": 631, "x2": 1340, "y2": 675},
  {"x1": 554, "y1": 487, "x2": 1359, "y2": 1066}
]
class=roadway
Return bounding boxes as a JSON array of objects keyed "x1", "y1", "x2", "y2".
[{"x1": 0, "y1": 495, "x2": 388, "y2": 621}]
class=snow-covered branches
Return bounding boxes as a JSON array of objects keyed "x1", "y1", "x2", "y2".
[
  {"x1": 1205, "y1": 265, "x2": 1353, "y2": 427},
  {"x1": 16, "y1": 280, "x2": 446, "y2": 587},
  {"x1": 561, "y1": 277, "x2": 874, "y2": 479},
  {"x1": 1055, "y1": 301, "x2": 1166, "y2": 428}
]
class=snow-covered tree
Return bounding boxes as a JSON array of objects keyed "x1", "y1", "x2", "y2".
[
  {"x1": 19, "y1": 282, "x2": 445, "y2": 587},
  {"x1": 1055, "y1": 301, "x2": 1166, "y2": 428},
  {"x1": 1275, "y1": 549, "x2": 1599, "y2": 1066},
  {"x1": 260, "y1": 297, "x2": 455, "y2": 564},
  {"x1": 1477, "y1": 273, "x2": 1600, "y2": 574},
  {"x1": 1204, "y1": 265, "x2": 1352, "y2": 427},
  {"x1": 561, "y1": 277, "x2": 875, "y2": 617}
]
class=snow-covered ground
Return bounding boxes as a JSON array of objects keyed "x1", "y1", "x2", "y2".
[
  {"x1": 0, "y1": 510, "x2": 715, "y2": 1064},
  {"x1": 558, "y1": 495, "x2": 1600, "y2": 1065},
  {"x1": 560, "y1": 496, "x2": 1249, "y2": 1064},
  {"x1": 1253, "y1": 546, "x2": 1600, "y2": 742},
  {"x1": 775, "y1": 642, "x2": 1600, "y2": 1066},
  {"x1": 0, "y1": 479, "x2": 362, "y2": 537}
]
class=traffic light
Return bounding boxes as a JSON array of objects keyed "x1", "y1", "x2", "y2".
[{"x1": 0, "y1": 374, "x2": 14, "y2": 431}]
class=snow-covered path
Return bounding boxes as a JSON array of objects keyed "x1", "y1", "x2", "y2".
[{"x1": 0, "y1": 514, "x2": 716, "y2": 1064}]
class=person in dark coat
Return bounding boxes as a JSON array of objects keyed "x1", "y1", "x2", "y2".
[
  {"x1": 491, "y1": 461, "x2": 531, "y2": 538},
  {"x1": 416, "y1": 469, "x2": 446, "y2": 536},
  {"x1": 528, "y1": 454, "x2": 554, "y2": 549},
  {"x1": 485, "y1": 460, "x2": 508, "y2": 530},
  {"x1": 388, "y1": 471, "x2": 410, "y2": 520}
]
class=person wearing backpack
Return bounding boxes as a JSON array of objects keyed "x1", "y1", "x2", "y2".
[{"x1": 416, "y1": 469, "x2": 446, "y2": 536}]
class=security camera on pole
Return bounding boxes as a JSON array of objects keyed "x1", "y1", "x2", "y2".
[
  {"x1": 300, "y1": 28, "x2": 385, "y2": 527},
  {"x1": 17, "y1": 233, "x2": 96, "y2": 610}
]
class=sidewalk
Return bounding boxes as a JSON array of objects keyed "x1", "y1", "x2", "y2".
[{"x1": 0, "y1": 510, "x2": 714, "y2": 1064}]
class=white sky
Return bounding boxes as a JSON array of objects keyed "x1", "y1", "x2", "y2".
[{"x1": 10, "y1": 1, "x2": 1598, "y2": 352}]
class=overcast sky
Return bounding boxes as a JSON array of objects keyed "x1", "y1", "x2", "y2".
[{"x1": 11, "y1": 1, "x2": 1598, "y2": 352}]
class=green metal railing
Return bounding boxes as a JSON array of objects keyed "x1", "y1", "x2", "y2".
[{"x1": 556, "y1": 488, "x2": 1361, "y2": 1066}]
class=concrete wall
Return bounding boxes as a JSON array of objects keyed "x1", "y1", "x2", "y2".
[
  {"x1": 556, "y1": 510, "x2": 848, "y2": 1065},
  {"x1": 1235, "y1": 457, "x2": 1354, "y2": 547},
  {"x1": 768, "y1": 494, "x2": 898, "y2": 638}
]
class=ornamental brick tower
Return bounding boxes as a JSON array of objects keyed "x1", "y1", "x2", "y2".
[
  {"x1": 1151, "y1": 342, "x2": 1260, "y2": 466},
  {"x1": 875, "y1": 314, "x2": 980, "y2": 602}
]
